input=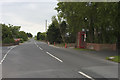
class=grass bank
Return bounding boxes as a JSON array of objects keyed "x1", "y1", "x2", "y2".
[
  {"x1": 74, "y1": 48, "x2": 95, "y2": 51},
  {"x1": 106, "y1": 56, "x2": 120, "y2": 63}
]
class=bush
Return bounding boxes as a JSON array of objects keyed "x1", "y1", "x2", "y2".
[
  {"x1": 3, "y1": 37, "x2": 14, "y2": 44},
  {"x1": 18, "y1": 31, "x2": 28, "y2": 41},
  {"x1": 19, "y1": 38, "x2": 24, "y2": 43}
]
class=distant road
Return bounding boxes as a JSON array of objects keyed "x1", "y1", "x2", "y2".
[{"x1": 2, "y1": 38, "x2": 118, "y2": 79}]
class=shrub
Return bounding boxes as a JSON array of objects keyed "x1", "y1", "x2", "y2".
[
  {"x1": 20, "y1": 38, "x2": 24, "y2": 43},
  {"x1": 3, "y1": 37, "x2": 14, "y2": 44}
]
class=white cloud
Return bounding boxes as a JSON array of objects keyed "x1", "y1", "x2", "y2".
[
  {"x1": 0, "y1": 2, "x2": 57, "y2": 36},
  {"x1": 0, "y1": 0, "x2": 58, "y2": 3},
  {"x1": 26, "y1": 4, "x2": 38, "y2": 10}
]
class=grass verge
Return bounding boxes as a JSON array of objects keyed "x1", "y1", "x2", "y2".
[
  {"x1": 74, "y1": 48, "x2": 95, "y2": 51},
  {"x1": 106, "y1": 56, "x2": 120, "y2": 63}
]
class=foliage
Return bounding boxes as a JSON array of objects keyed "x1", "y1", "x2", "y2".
[
  {"x1": 106, "y1": 56, "x2": 120, "y2": 63},
  {"x1": 55, "y1": 2, "x2": 119, "y2": 44},
  {"x1": 3, "y1": 37, "x2": 14, "y2": 44},
  {"x1": 59, "y1": 21, "x2": 67, "y2": 43},
  {"x1": 1, "y1": 23, "x2": 29, "y2": 44},
  {"x1": 37, "y1": 32, "x2": 41, "y2": 40},
  {"x1": 27, "y1": 33, "x2": 33, "y2": 38},
  {"x1": 18, "y1": 31, "x2": 28, "y2": 41},
  {"x1": 37, "y1": 32, "x2": 46, "y2": 40},
  {"x1": 47, "y1": 23, "x2": 62, "y2": 44},
  {"x1": 19, "y1": 38, "x2": 24, "y2": 43},
  {"x1": 1, "y1": 24, "x2": 14, "y2": 44},
  {"x1": 8, "y1": 24, "x2": 21, "y2": 38}
]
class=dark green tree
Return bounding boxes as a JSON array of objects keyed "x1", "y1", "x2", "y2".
[
  {"x1": 18, "y1": 31, "x2": 28, "y2": 41},
  {"x1": 1, "y1": 24, "x2": 14, "y2": 44},
  {"x1": 27, "y1": 33, "x2": 33, "y2": 38},
  {"x1": 59, "y1": 21, "x2": 67, "y2": 43},
  {"x1": 8, "y1": 24, "x2": 21, "y2": 38},
  {"x1": 37, "y1": 32, "x2": 41, "y2": 40},
  {"x1": 47, "y1": 23, "x2": 62, "y2": 44},
  {"x1": 55, "y1": 2, "x2": 118, "y2": 44}
]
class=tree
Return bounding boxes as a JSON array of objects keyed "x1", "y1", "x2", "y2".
[
  {"x1": 8, "y1": 24, "x2": 21, "y2": 38},
  {"x1": 1, "y1": 24, "x2": 14, "y2": 44},
  {"x1": 47, "y1": 23, "x2": 62, "y2": 43},
  {"x1": 27, "y1": 33, "x2": 33, "y2": 38},
  {"x1": 55, "y1": 2, "x2": 87, "y2": 43},
  {"x1": 59, "y1": 21, "x2": 67, "y2": 43},
  {"x1": 37, "y1": 32, "x2": 41, "y2": 40},
  {"x1": 55, "y1": 2, "x2": 118, "y2": 44},
  {"x1": 18, "y1": 31, "x2": 28, "y2": 41},
  {"x1": 36, "y1": 32, "x2": 46, "y2": 40}
]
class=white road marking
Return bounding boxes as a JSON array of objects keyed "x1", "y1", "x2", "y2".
[
  {"x1": 34, "y1": 41, "x2": 39, "y2": 47},
  {"x1": 46, "y1": 52, "x2": 63, "y2": 63},
  {"x1": 39, "y1": 47, "x2": 43, "y2": 50},
  {"x1": 34, "y1": 41, "x2": 37, "y2": 45},
  {"x1": 78, "y1": 71, "x2": 95, "y2": 80},
  {"x1": 0, "y1": 45, "x2": 18, "y2": 64},
  {"x1": 36, "y1": 45, "x2": 38, "y2": 47}
]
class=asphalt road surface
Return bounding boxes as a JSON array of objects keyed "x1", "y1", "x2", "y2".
[{"x1": 1, "y1": 39, "x2": 119, "y2": 79}]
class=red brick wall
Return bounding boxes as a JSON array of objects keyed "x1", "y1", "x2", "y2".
[
  {"x1": 86, "y1": 43, "x2": 116, "y2": 51},
  {"x1": 67, "y1": 43, "x2": 75, "y2": 48}
]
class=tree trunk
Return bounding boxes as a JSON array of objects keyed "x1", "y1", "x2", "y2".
[{"x1": 58, "y1": 24, "x2": 65, "y2": 43}]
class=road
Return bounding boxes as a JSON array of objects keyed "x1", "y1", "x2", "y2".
[{"x1": 1, "y1": 39, "x2": 119, "y2": 79}]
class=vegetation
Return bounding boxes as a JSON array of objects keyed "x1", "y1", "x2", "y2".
[
  {"x1": 37, "y1": 32, "x2": 46, "y2": 41},
  {"x1": 74, "y1": 48, "x2": 95, "y2": 51},
  {"x1": 54, "y1": 2, "x2": 119, "y2": 44},
  {"x1": 27, "y1": 33, "x2": 33, "y2": 38},
  {"x1": 2, "y1": 24, "x2": 14, "y2": 44},
  {"x1": 39, "y1": 2, "x2": 119, "y2": 45},
  {"x1": 47, "y1": 22, "x2": 62, "y2": 44},
  {"x1": 106, "y1": 56, "x2": 120, "y2": 63},
  {"x1": 1, "y1": 23, "x2": 32, "y2": 44},
  {"x1": 17, "y1": 31, "x2": 28, "y2": 41}
]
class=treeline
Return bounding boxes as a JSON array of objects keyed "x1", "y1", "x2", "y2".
[
  {"x1": 36, "y1": 32, "x2": 46, "y2": 40},
  {"x1": 46, "y1": 2, "x2": 119, "y2": 44},
  {"x1": 1, "y1": 24, "x2": 33, "y2": 44}
]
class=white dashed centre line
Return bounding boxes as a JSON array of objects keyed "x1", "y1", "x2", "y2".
[
  {"x1": 36, "y1": 45, "x2": 39, "y2": 47},
  {"x1": 78, "y1": 71, "x2": 95, "y2": 80},
  {"x1": 34, "y1": 41, "x2": 39, "y2": 47},
  {"x1": 46, "y1": 52, "x2": 63, "y2": 63},
  {"x1": 39, "y1": 47, "x2": 43, "y2": 50}
]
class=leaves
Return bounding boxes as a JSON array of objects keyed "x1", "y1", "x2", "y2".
[{"x1": 55, "y1": 2, "x2": 119, "y2": 44}]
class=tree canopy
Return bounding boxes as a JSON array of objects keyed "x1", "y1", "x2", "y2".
[
  {"x1": 1, "y1": 23, "x2": 31, "y2": 44},
  {"x1": 55, "y1": 2, "x2": 119, "y2": 44}
]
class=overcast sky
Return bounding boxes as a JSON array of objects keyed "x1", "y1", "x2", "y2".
[{"x1": 0, "y1": 0, "x2": 58, "y2": 36}]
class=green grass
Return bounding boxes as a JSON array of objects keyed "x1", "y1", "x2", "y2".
[
  {"x1": 106, "y1": 56, "x2": 120, "y2": 63},
  {"x1": 74, "y1": 48, "x2": 95, "y2": 51}
]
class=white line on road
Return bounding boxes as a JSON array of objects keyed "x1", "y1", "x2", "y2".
[
  {"x1": 34, "y1": 41, "x2": 36, "y2": 45},
  {"x1": 39, "y1": 47, "x2": 43, "y2": 50},
  {"x1": 0, "y1": 45, "x2": 18, "y2": 64},
  {"x1": 78, "y1": 71, "x2": 95, "y2": 80},
  {"x1": 46, "y1": 52, "x2": 63, "y2": 63},
  {"x1": 36, "y1": 45, "x2": 39, "y2": 47},
  {"x1": 34, "y1": 41, "x2": 39, "y2": 47}
]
